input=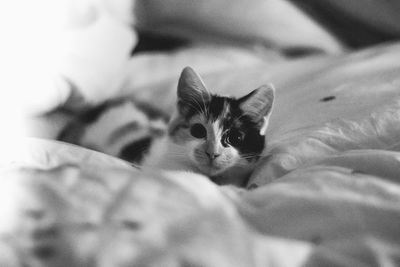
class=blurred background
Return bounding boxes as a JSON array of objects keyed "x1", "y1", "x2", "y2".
[{"x1": 1, "y1": 0, "x2": 400, "y2": 141}]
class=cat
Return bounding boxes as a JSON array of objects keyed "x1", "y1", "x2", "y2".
[
  {"x1": 143, "y1": 67, "x2": 274, "y2": 187},
  {"x1": 58, "y1": 67, "x2": 274, "y2": 187}
]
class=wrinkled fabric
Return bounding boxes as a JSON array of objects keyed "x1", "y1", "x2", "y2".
[
  {"x1": 0, "y1": 139, "x2": 311, "y2": 267},
  {"x1": 2, "y1": 138, "x2": 400, "y2": 266}
]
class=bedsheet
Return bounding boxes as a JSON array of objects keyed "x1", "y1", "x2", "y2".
[
  {"x1": 5, "y1": 0, "x2": 400, "y2": 265},
  {"x1": 43, "y1": 41, "x2": 400, "y2": 266},
  {"x1": 4, "y1": 42, "x2": 400, "y2": 265},
  {"x1": 55, "y1": 42, "x2": 400, "y2": 166},
  {"x1": 1, "y1": 135, "x2": 400, "y2": 266},
  {"x1": 0, "y1": 138, "x2": 311, "y2": 267}
]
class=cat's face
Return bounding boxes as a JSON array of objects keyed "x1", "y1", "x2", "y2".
[{"x1": 168, "y1": 67, "x2": 275, "y2": 177}]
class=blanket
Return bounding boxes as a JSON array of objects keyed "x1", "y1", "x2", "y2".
[
  {"x1": 1, "y1": 135, "x2": 400, "y2": 266},
  {"x1": 5, "y1": 42, "x2": 400, "y2": 265},
  {"x1": 58, "y1": 42, "x2": 400, "y2": 181},
  {"x1": 4, "y1": 0, "x2": 400, "y2": 266}
]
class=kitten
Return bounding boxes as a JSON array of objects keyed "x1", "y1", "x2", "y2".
[{"x1": 144, "y1": 67, "x2": 274, "y2": 187}]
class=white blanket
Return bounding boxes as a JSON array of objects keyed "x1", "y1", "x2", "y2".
[
  {"x1": 4, "y1": 0, "x2": 400, "y2": 265},
  {"x1": 1, "y1": 135, "x2": 400, "y2": 266},
  {"x1": 2, "y1": 42, "x2": 400, "y2": 266}
]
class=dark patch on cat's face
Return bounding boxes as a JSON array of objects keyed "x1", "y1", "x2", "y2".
[
  {"x1": 208, "y1": 96, "x2": 229, "y2": 121},
  {"x1": 180, "y1": 94, "x2": 265, "y2": 160},
  {"x1": 320, "y1": 96, "x2": 336, "y2": 102},
  {"x1": 224, "y1": 99, "x2": 265, "y2": 158}
]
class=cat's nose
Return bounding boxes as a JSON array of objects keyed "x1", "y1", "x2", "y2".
[{"x1": 205, "y1": 152, "x2": 220, "y2": 160}]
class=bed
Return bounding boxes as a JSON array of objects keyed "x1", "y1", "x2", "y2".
[{"x1": 3, "y1": 0, "x2": 400, "y2": 266}]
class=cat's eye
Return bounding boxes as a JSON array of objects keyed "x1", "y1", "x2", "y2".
[
  {"x1": 190, "y1": 123, "x2": 207, "y2": 139},
  {"x1": 226, "y1": 130, "x2": 244, "y2": 146}
]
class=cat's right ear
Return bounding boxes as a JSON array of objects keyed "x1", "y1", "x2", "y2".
[
  {"x1": 238, "y1": 84, "x2": 275, "y2": 135},
  {"x1": 177, "y1": 67, "x2": 210, "y2": 115}
]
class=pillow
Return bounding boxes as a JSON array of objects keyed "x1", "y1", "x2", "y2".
[{"x1": 134, "y1": 0, "x2": 343, "y2": 53}]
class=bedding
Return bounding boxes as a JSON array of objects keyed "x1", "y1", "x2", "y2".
[
  {"x1": 2, "y1": 138, "x2": 400, "y2": 266},
  {"x1": 0, "y1": 138, "x2": 312, "y2": 267},
  {"x1": 58, "y1": 42, "x2": 400, "y2": 174},
  {"x1": 292, "y1": 0, "x2": 400, "y2": 48},
  {"x1": 134, "y1": 0, "x2": 343, "y2": 53},
  {"x1": 5, "y1": 0, "x2": 400, "y2": 266},
  {"x1": 12, "y1": 43, "x2": 400, "y2": 265}
]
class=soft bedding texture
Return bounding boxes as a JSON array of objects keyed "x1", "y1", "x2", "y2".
[
  {"x1": 119, "y1": 42, "x2": 400, "y2": 189},
  {"x1": 134, "y1": 0, "x2": 343, "y2": 53},
  {"x1": 6, "y1": 42, "x2": 400, "y2": 265},
  {"x1": 2, "y1": 137, "x2": 400, "y2": 266},
  {"x1": 0, "y1": 139, "x2": 312, "y2": 266},
  {"x1": 5, "y1": 0, "x2": 400, "y2": 266}
]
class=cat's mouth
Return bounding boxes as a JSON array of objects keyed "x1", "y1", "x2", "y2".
[
  {"x1": 196, "y1": 161, "x2": 227, "y2": 176},
  {"x1": 192, "y1": 151, "x2": 233, "y2": 176}
]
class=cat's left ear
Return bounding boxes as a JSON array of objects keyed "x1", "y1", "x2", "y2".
[
  {"x1": 238, "y1": 84, "x2": 275, "y2": 135},
  {"x1": 176, "y1": 67, "x2": 211, "y2": 115}
]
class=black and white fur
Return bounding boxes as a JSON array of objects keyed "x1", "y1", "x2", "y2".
[
  {"x1": 59, "y1": 67, "x2": 274, "y2": 186},
  {"x1": 144, "y1": 67, "x2": 274, "y2": 186},
  {"x1": 58, "y1": 99, "x2": 168, "y2": 165}
]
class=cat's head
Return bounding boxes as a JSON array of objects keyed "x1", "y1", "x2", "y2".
[{"x1": 168, "y1": 67, "x2": 275, "y2": 176}]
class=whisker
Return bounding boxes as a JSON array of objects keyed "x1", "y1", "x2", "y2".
[
  {"x1": 199, "y1": 91, "x2": 209, "y2": 118},
  {"x1": 184, "y1": 91, "x2": 207, "y2": 117},
  {"x1": 239, "y1": 154, "x2": 260, "y2": 160},
  {"x1": 182, "y1": 99, "x2": 204, "y2": 116},
  {"x1": 162, "y1": 150, "x2": 191, "y2": 157},
  {"x1": 193, "y1": 98, "x2": 207, "y2": 118},
  {"x1": 193, "y1": 94, "x2": 209, "y2": 118},
  {"x1": 234, "y1": 113, "x2": 248, "y2": 123}
]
